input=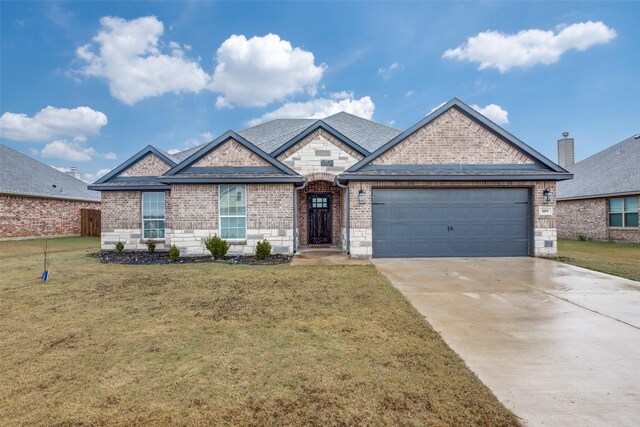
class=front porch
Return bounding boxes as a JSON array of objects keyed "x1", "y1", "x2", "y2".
[{"x1": 296, "y1": 174, "x2": 346, "y2": 252}]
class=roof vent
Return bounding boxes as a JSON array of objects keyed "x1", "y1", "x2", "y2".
[{"x1": 634, "y1": 134, "x2": 640, "y2": 140}]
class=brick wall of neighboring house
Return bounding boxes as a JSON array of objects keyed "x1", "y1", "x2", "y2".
[
  {"x1": 297, "y1": 180, "x2": 343, "y2": 248},
  {"x1": 119, "y1": 153, "x2": 171, "y2": 177},
  {"x1": 193, "y1": 139, "x2": 270, "y2": 167},
  {"x1": 347, "y1": 180, "x2": 557, "y2": 257},
  {"x1": 278, "y1": 130, "x2": 363, "y2": 176},
  {"x1": 0, "y1": 194, "x2": 100, "y2": 238},
  {"x1": 557, "y1": 195, "x2": 640, "y2": 243},
  {"x1": 373, "y1": 108, "x2": 535, "y2": 165}
]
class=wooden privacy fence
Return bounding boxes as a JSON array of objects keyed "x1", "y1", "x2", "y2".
[{"x1": 80, "y1": 209, "x2": 101, "y2": 237}]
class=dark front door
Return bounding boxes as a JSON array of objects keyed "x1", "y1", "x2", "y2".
[{"x1": 308, "y1": 193, "x2": 332, "y2": 244}]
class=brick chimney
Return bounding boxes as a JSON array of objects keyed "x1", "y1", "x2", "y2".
[{"x1": 557, "y1": 132, "x2": 574, "y2": 169}]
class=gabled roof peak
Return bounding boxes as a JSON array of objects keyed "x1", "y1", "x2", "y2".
[
  {"x1": 94, "y1": 145, "x2": 176, "y2": 185},
  {"x1": 346, "y1": 97, "x2": 567, "y2": 174},
  {"x1": 163, "y1": 130, "x2": 297, "y2": 177}
]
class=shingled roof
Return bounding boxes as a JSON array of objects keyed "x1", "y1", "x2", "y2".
[
  {"x1": 0, "y1": 144, "x2": 100, "y2": 202},
  {"x1": 144, "y1": 113, "x2": 400, "y2": 167},
  {"x1": 237, "y1": 112, "x2": 401, "y2": 154},
  {"x1": 557, "y1": 134, "x2": 640, "y2": 200},
  {"x1": 160, "y1": 144, "x2": 207, "y2": 163}
]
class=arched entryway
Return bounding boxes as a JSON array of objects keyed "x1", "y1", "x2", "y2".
[{"x1": 297, "y1": 173, "x2": 345, "y2": 250}]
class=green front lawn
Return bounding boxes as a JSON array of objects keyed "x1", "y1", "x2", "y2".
[
  {"x1": 0, "y1": 237, "x2": 518, "y2": 426},
  {"x1": 558, "y1": 239, "x2": 640, "y2": 282}
]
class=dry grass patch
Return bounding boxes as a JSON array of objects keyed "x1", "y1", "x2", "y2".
[
  {"x1": 0, "y1": 237, "x2": 519, "y2": 426},
  {"x1": 558, "y1": 239, "x2": 640, "y2": 282}
]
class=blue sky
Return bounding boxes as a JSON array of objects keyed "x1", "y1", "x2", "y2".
[{"x1": 1, "y1": 1, "x2": 639, "y2": 181}]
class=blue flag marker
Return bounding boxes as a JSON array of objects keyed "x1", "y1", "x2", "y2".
[{"x1": 41, "y1": 240, "x2": 49, "y2": 283}]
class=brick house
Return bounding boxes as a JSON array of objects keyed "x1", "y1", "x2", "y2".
[
  {"x1": 557, "y1": 133, "x2": 640, "y2": 243},
  {"x1": 89, "y1": 98, "x2": 571, "y2": 258},
  {"x1": 0, "y1": 144, "x2": 101, "y2": 239}
]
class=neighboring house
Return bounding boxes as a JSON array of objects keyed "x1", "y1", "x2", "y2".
[
  {"x1": 89, "y1": 98, "x2": 571, "y2": 258},
  {"x1": 557, "y1": 133, "x2": 640, "y2": 243},
  {"x1": 0, "y1": 144, "x2": 101, "y2": 239}
]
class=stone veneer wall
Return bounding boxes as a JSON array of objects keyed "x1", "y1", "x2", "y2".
[
  {"x1": 297, "y1": 180, "x2": 343, "y2": 248},
  {"x1": 101, "y1": 184, "x2": 295, "y2": 254},
  {"x1": 0, "y1": 194, "x2": 100, "y2": 239},
  {"x1": 167, "y1": 183, "x2": 294, "y2": 255},
  {"x1": 120, "y1": 153, "x2": 171, "y2": 177},
  {"x1": 101, "y1": 190, "x2": 169, "y2": 250},
  {"x1": 347, "y1": 180, "x2": 558, "y2": 258},
  {"x1": 373, "y1": 108, "x2": 534, "y2": 165},
  {"x1": 278, "y1": 129, "x2": 363, "y2": 175},
  {"x1": 557, "y1": 195, "x2": 640, "y2": 243}
]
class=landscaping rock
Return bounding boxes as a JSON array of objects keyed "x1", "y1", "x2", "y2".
[{"x1": 90, "y1": 251, "x2": 291, "y2": 265}]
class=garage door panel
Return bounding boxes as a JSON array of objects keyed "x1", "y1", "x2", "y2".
[
  {"x1": 451, "y1": 206, "x2": 474, "y2": 220},
  {"x1": 455, "y1": 223, "x2": 488, "y2": 236},
  {"x1": 420, "y1": 241, "x2": 449, "y2": 257},
  {"x1": 372, "y1": 188, "x2": 530, "y2": 257},
  {"x1": 509, "y1": 240, "x2": 530, "y2": 254},
  {"x1": 508, "y1": 204, "x2": 530, "y2": 216},
  {"x1": 391, "y1": 207, "x2": 412, "y2": 220},
  {"x1": 375, "y1": 224, "x2": 394, "y2": 239}
]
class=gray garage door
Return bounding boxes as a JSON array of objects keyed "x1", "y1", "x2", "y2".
[{"x1": 372, "y1": 188, "x2": 531, "y2": 257}]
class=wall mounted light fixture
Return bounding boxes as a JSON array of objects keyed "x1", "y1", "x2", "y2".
[
  {"x1": 358, "y1": 189, "x2": 366, "y2": 204},
  {"x1": 543, "y1": 188, "x2": 553, "y2": 204}
]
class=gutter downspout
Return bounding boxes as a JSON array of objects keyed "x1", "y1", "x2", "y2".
[
  {"x1": 335, "y1": 178, "x2": 350, "y2": 256},
  {"x1": 293, "y1": 179, "x2": 307, "y2": 253}
]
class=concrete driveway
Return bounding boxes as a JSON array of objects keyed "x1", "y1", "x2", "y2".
[{"x1": 373, "y1": 257, "x2": 640, "y2": 426}]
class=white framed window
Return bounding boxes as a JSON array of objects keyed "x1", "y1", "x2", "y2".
[
  {"x1": 142, "y1": 192, "x2": 165, "y2": 239},
  {"x1": 219, "y1": 185, "x2": 246, "y2": 239},
  {"x1": 609, "y1": 197, "x2": 639, "y2": 228}
]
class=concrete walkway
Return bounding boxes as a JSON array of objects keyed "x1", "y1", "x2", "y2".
[
  {"x1": 373, "y1": 257, "x2": 640, "y2": 426},
  {"x1": 291, "y1": 250, "x2": 371, "y2": 266}
]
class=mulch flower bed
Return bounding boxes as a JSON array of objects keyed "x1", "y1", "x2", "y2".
[{"x1": 91, "y1": 251, "x2": 291, "y2": 265}]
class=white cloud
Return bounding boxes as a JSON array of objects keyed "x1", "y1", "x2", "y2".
[
  {"x1": 471, "y1": 104, "x2": 510, "y2": 125},
  {"x1": 76, "y1": 16, "x2": 211, "y2": 104},
  {"x1": 167, "y1": 131, "x2": 214, "y2": 154},
  {"x1": 443, "y1": 21, "x2": 616, "y2": 72},
  {"x1": 54, "y1": 167, "x2": 112, "y2": 183},
  {"x1": 248, "y1": 95, "x2": 375, "y2": 126},
  {"x1": 0, "y1": 106, "x2": 107, "y2": 142},
  {"x1": 428, "y1": 102, "x2": 447, "y2": 115},
  {"x1": 330, "y1": 90, "x2": 354, "y2": 100},
  {"x1": 81, "y1": 168, "x2": 111, "y2": 183},
  {"x1": 405, "y1": 90, "x2": 414, "y2": 97},
  {"x1": 40, "y1": 140, "x2": 116, "y2": 162},
  {"x1": 212, "y1": 33, "x2": 326, "y2": 108},
  {"x1": 42, "y1": 140, "x2": 94, "y2": 162},
  {"x1": 185, "y1": 131, "x2": 213, "y2": 147},
  {"x1": 378, "y1": 62, "x2": 401, "y2": 78}
]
